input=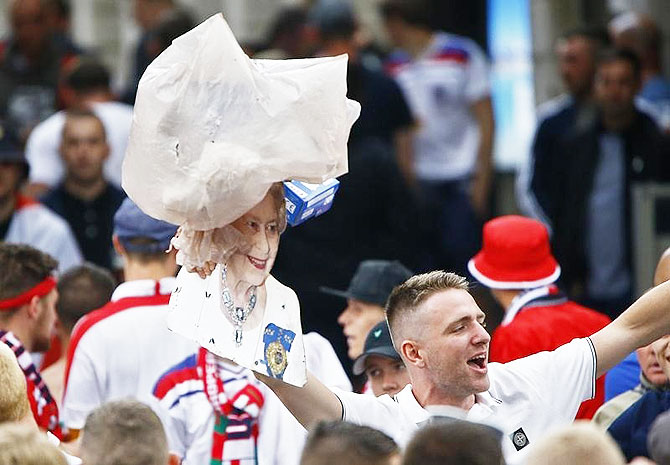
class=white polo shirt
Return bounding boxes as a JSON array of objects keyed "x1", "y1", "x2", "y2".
[{"x1": 335, "y1": 337, "x2": 596, "y2": 465}]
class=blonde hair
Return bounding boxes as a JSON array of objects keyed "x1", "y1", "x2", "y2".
[
  {"x1": 0, "y1": 423, "x2": 67, "y2": 465},
  {"x1": 0, "y1": 343, "x2": 31, "y2": 424},
  {"x1": 525, "y1": 421, "x2": 626, "y2": 465},
  {"x1": 385, "y1": 271, "x2": 469, "y2": 340}
]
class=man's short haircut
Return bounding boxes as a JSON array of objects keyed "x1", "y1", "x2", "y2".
[
  {"x1": 65, "y1": 59, "x2": 111, "y2": 93},
  {"x1": 57, "y1": 263, "x2": 115, "y2": 332},
  {"x1": 525, "y1": 421, "x2": 626, "y2": 465},
  {"x1": 561, "y1": 25, "x2": 610, "y2": 49},
  {"x1": 301, "y1": 421, "x2": 398, "y2": 465},
  {"x1": 42, "y1": 0, "x2": 70, "y2": 18},
  {"x1": 0, "y1": 244, "x2": 58, "y2": 314},
  {"x1": 403, "y1": 420, "x2": 504, "y2": 465},
  {"x1": 63, "y1": 108, "x2": 107, "y2": 141},
  {"x1": 81, "y1": 399, "x2": 169, "y2": 465},
  {"x1": 0, "y1": 423, "x2": 67, "y2": 465},
  {"x1": 0, "y1": 343, "x2": 30, "y2": 423},
  {"x1": 386, "y1": 270, "x2": 469, "y2": 341},
  {"x1": 597, "y1": 47, "x2": 642, "y2": 80},
  {"x1": 380, "y1": 0, "x2": 433, "y2": 30}
]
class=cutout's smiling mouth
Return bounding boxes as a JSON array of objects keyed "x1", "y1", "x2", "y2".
[{"x1": 247, "y1": 256, "x2": 267, "y2": 270}]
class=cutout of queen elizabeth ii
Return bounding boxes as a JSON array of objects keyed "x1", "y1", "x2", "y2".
[{"x1": 122, "y1": 14, "x2": 359, "y2": 386}]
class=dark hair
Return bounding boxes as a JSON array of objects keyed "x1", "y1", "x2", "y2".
[
  {"x1": 403, "y1": 420, "x2": 505, "y2": 465},
  {"x1": 63, "y1": 108, "x2": 107, "y2": 141},
  {"x1": 380, "y1": 0, "x2": 433, "y2": 29},
  {"x1": 65, "y1": 59, "x2": 111, "y2": 93},
  {"x1": 43, "y1": 0, "x2": 70, "y2": 18},
  {"x1": 149, "y1": 9, "x2": 195, "y2": 52},
  {"x1": 267, "y1": 6, "x2": 308, "y2": 46},
  {"x1": 385, "y1": 271, "x2": 469, "y2": 342},
  {"x1": 301, "y1": 421, "x2": 398, "y2": 465},
  {"x1": 597, "y1": 47, "x2": 642, "y2": 80},
  {"x1": 56, "y1": 263, "x2": 115, "y2": 331},
  {"x1": 561, "y1": 25, "x2": 610, "y2": 49},
  {"x1": 0, "y1": 244, "x2": 58, "y2": 313}
]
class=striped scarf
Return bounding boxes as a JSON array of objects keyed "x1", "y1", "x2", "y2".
[
  {"x1": 0, "y1": 330, "x2": 62, "y2": 439},
  {"x1": 199, "y1": 348, "x2": 264, "y2": 465}
]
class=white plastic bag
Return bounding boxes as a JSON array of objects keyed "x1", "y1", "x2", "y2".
[{"x1": 122, "y1": 13, "x2": 360, "y2": 236}]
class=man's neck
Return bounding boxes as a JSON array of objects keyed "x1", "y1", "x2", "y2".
[
  {"x1": 122, "y1": 260, "x2": 176, "y2": 282},
  {"x1": 63, "y1": 176, "x2": 107, "y2": 202},
  {"x1": 403, "y1": 29, "x2": 434, "y2": 59},
  {"x1": 602, "y1": 111, "x2": 636, "y2": 132},
  {"x1": 412, "y1": 381, "x2": 476, "y2": 412},
  {"x1": 0, "y1": 193, "x2": 16, "y2": 223}
]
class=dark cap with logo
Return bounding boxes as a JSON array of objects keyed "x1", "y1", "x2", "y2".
[
  {"x1": 352, "y1": 320, "x2": 401, "y2": 375},
  {"x1": 113, "y1": 198, "x2": 178, "y2": 254},
  {"x1": 320, "y1": 259, "x2": 412, "y2": 307}
]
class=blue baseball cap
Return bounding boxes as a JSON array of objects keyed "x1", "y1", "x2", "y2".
[{"x1": 113, "y1": 198, "x2": 178, "y2": 253}]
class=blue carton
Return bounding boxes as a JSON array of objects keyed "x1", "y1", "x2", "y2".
[{"x1": 283, "y1": 179, "x2": 340, "y2": 226}]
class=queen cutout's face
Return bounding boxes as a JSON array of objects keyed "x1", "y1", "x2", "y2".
[{"x1": 227, "y1": 192, "x2": 281, "y2": 287}]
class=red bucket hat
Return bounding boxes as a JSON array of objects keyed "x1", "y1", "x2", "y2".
[{"x1": 468, "y1": 215, "x2": 560, "y2": 289}]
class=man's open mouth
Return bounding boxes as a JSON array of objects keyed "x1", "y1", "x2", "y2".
[{"x1": 468, "y1": 354, "x2": 487, "y2": 370}]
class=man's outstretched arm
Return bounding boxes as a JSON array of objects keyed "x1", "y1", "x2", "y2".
[
  {"x1": 256, "y1": 370, "x2": 343, "y2": 429},
  {"x1": 591, "y1": 280, "x2": 670, "y2": 378}
]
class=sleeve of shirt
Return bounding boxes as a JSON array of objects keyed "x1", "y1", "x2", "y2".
[
  {"x1": 61, "y1": 340, "x2": 105, "y2": 430},
  {"x1": 25, "y1": 122, "x2": 64, "y2": 186},
  {"x1": 49, "y1": 219, "x2": 83, "y2": 272},
  {"x1": 464, "y1": 40, "x2": 491, "y2": 103},
  {"x1": 332, "y1": 388, "x2": 401, "y2": 432},
  {"x1": 304, "y1": 332, "x2": 352, "y2": 391},
  {"x1": 501, "y1": 338, "x2": 597, "y2": 422}
]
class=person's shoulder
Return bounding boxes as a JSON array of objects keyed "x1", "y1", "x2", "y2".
[
  {"x1": 536, "y1": 95, "x2": 574, "y2": 124},
  {"x1": 153, "y1": 353, "x2": 200, "y2": 400},
  {"x1": 92, "y1": 101, "x2": 134, "y2": 117},
  {"x1": 27, "y1": 111, "x2": 66, "y2": 140},
  {"x1": 15, "y1": 198, "x2": 70, "y2": 232}
]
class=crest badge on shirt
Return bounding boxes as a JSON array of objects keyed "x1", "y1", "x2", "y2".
[{"x1": 510, "y1": 427, "x2": 530, "y2": 451}]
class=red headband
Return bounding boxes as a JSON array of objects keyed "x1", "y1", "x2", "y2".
[{"x1": 0, "y1": 276, "x2": 57, "y2": 311}]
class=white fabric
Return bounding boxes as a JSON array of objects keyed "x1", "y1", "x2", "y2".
[
  {"x1": 335, "y1": 338, "x2": 597, "y2": 465},
  {"x1": 123, "y1": 13, "x2": 360, "y2": 234},
  {"x1": 25, "y1": 101, "x2": 133, "y2": 188},
  {"x1": 5, "y1": 202, "x2": 82, "y2": 271},
  {"x1": 392, "y1": 32, "x2": 490, "y2": 181},
  {"x1": 168, "y1": 268, "x2": 306, "y2": 386},
  {"x1": 61, "y1": 278, "x2": 198, "y2": 430},
  {"x1": 161, "y1": 332, "x2": 351, "y2": 465},
  {"x1": 46, "y1": 432, "x2": 82, "y2": 465}
]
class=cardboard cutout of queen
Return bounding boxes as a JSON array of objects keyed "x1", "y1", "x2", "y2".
[{"x1": 122, "y1": 13, "x2": 360, "y2": 387}]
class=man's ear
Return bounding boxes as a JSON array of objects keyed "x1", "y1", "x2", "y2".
[
  {"x1": 112, "y1": 235, "x2": 125, "y2": 255},
  {"x1": 400, "y1": 339, "x2": 425, "y2": 368},
  {"x1": 26, "y1": 295, "x2": 42, "y2": 320}
]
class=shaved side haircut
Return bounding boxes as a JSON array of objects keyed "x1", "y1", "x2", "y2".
[
  {"x1": 301, "y1": 421, "x2": 399, "y2": 465},
  {"x1": 81, "y1": 399, "x2": 169, "y2": 465},
  {"x1": 386, "y1": 271, "x2": 469, "y2": 344}
]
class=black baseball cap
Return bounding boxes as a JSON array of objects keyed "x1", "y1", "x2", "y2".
[
  {"x1": 352, "y1": 320, "x2": 401, "y2": 375},
  {"x1": 0, "y1": 123, "x2": 29, "y2": 181},
  {"x1": 320, "y1": 259, "x2": 412, "y2": 306}
]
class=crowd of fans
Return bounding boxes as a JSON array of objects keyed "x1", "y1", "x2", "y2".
[{"x1": 1, "y1": 0, "x2": 670, "y2": 464}]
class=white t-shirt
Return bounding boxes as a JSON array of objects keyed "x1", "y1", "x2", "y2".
[
  {"x1": 387, "y1": 32, "x2": 490, "y2": 181},
  {"x1": 61, "y1": 277, "x2": 198, "y2": 430},
  {"x1": 335, "y1": 337, "x2": 597, "y2": 465},
  {"x1": 4, "y1": 197, "x2": 82, "y2": 271},
  {"x1": 25, "y1": 101, "x2": 133, "y2": 188}
]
